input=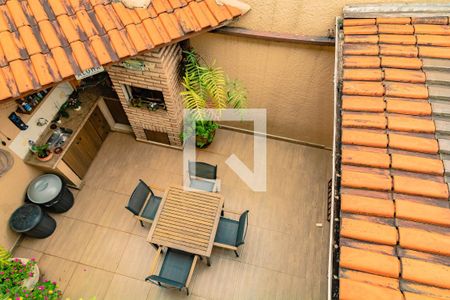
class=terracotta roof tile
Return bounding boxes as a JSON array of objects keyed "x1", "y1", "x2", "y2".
[
  {"x1": 340, "y1": 269, "x2": 399, "y2": 290},
  {"x1": 387, "y1": 116, "x2": 435, "y2": 133},
  {"x1": 401, "y1": 258, "x2": 450, "y2": 289},
  {"x1": 342, "y1": 113, "x2": 387, "y2": 129},
  {"x1": 342, "y1": 96, "x2": 386, "y2": 112},
  {"x1": 393, "y1": 176, "x2": 448, "y2": 199},
  {"x1": 395, "y1": 199, "x2": 450, "y2": 227},
  {"x1": 383, "y1": 69, "x2": 426, "y2": 83},
  {"x1": 342, "y1": 129, "x2": 388, "y2": 148},
  {"x1": 341, "y1": 193, "x2": 394, "y2": 218},
  {"x1": 341, "y1": 218, "x2": 398, "y2": 245},
  {"x1": 343, "y1": 69, "x2": 383, "y2": 81},
  {"x1": 0, "y1": 31, "x2": 22, "y2": 62},
  {"x1": 28, "y1": 0, "x2": 49, "y2": 23},
  {"x1": 399, "y1": 227, "x2": 450, "y2": 256},
  {"x1": 343, "y1": 56, "x2": 381, "y2": 69},
  {"x1": 344, "y1": 25, "x2": 378, "y2": 35},
  {"x1": 343, "y1": 44, "x2": 379, "y2": 56},
  {"x1": 6, "y1": 0, "x2": 29, "y2": 27},
  {"x1": 340, "y1": 246, "x2": 400, "y2": 278},
  {"x1": 403, "y1": 292, "x2": 445, "y2": 300},
  {"x1": 379, "y1": 44, "x2": 418, "y2": 57},
  {"x1": 384, "y1": 82, "x2": 428, "y2": 99},
  {"x1": 9, "y1": 59, "x2": 39, "y2": 93},
  {"x1": 417, "y1": 34, "x2": 450, "y2": 47},
  {"x1": 412, "y1": 17, "x2": 449, "y2": 25},
  {"x1": 344, "y1": 35, "x2": 379, "y2": 44},
  {"x1": 402, "y1": 282, "x2": 450, "y2": 299},
  {"x1": 414, "y1": 24, "x2": 450, "y2": 35},
  {"x1": 344, "y1": 19, "x2": 376, "y2": 26},
  {"x1": 381, "y1": 57, "x2": 423, "y2": 69},
  {"x1": 38, "y1": 20, "x2": 63, "y2": 49},
  {"x1": 0, "y1": 0, "x2": 246, "y2": 101},
  {"x1": 341, "y1": 169, "x2": 392, "y2": 191},
  {"x1": 386, "y1": 98, "x2": 432, "y2": 116},
  {"x1": 340, "y1": 278, "x2": 403, "y2": 300},
  {"x1": 1, "y1": 66, "x2": 19, "y2": 97},
  {"x1": 343, "y1": 81, "x2": 384, "y2": 96},
  {"x1": 378, "y1": 24, "x2": 414, "y2": 34},
  {"x1": 70, "y1": 40, "x2": 94, "y2": 71},
  {"x1": 18, "y1": 26, "x2": 43, "y2": 56},
  {"x1": 342, "y1": 148, "x2": 390, "y2": 168},
  {"x1": 30, "y1": 53, "x2": 60, "y2": 85},
  {"x1": 391, "y1": 154, "x2": 443, "y2": 175},
  {"x1": 0, "y1": 68, "x2": 12, "y2": 100},
  {"x1": 418, "y1": 46, "x2": 450, "y2": 59},
  {"x1": 389, "y1": 133, "x2": 438, "y2": 154},
  {"x1": 377, "y1": 17, "x2": 411, "y2": 24},
  {"x1": 379, "y1": 34, "x2": 417, "y2": 45}
]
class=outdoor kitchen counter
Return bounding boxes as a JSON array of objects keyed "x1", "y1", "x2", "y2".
[{"x1": 24, "y1": 90, "x2": 101, "y2": 170}]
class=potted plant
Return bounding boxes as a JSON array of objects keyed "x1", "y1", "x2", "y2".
[
  {"x1": 0, "y1": 246, "x2": 40, "y2": 293},
  {"x1": 0, "y1": 246, "x2": 62, "y2": 300},
  {"x1": 30, "y1": 143, "x2": 53, "y2": 162},
  {"x1": 180, "y1": 49, "x2": 247, "y2": 148}
]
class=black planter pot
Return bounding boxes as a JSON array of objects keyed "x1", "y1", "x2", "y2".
[
  {"x1": 196, "y1": 129, "x2": 216, "y2": 149},
  {"x1": 9, "y1": 204, "x2": 56, "y2": 238},
  {"x1": 27, "y1": 174, "x2": 74, "y2": 213}
]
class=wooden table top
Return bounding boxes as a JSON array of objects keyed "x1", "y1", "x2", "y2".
[{"x1": 147, "y1": 185, "x2": 224, "y2": 257}]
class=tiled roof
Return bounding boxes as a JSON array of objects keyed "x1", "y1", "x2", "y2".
[
  {"x1": 337, "y1": 16, "x2": 450, "y2": 300},
  {"x1": 0, "y1": 0, "x2": 246, "y2": 101}
]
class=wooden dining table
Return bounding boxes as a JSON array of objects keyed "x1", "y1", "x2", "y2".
[{"x1": 146, "y1": 185, "x2": 224, "y2": 265}]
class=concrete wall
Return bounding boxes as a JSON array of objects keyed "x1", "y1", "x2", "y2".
[
  {"x1": 0, "y1": 101, "x2": 42, "y2": 250},
  {"x1": 192, "y1": 0, "x2": 447, "y2": 147}
]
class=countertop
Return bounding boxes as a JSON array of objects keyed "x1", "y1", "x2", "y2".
[{"x1": 24, "y1": 91, "x2": 101, "y2": 169}]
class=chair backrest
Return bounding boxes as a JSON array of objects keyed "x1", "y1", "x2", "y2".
[
  {"x1": 125, "y1": 180, "x2": 153, "y2": 215},
  {"x1": 188, "y1": 161, "x2": 217, "y2": 180},
  {"x1": 236, "y1": 210, "x2": 249, "y2": 246}
]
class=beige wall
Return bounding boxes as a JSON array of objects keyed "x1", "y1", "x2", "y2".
[
  {"x1": 192, "y1": 0, "x2": 447, "y2": 147},
  {"x1": 192, "y1": 34, "x2": 335, "y2": 146},
  {"x1": 234, "y1": 0, "x2": 448, "y2": 35},
  {"x1": 0, "y1": 101, "x2": 42, "y2": 250}
]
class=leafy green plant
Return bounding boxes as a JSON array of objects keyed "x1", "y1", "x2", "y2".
[
  {"x1": 30, "y1": 144, "x2": 50, "y2": 159},
  {"x1": 0, "y1": 246, "x2": 11, "y2": 268},
  {"x1": 180, "y1": 49, "x2": 247, "y2": 147}
]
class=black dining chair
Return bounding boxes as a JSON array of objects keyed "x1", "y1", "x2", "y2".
[
  {"x1": 214, "y1": 210, "x2": 249, "y2": 257},
  {"x1": 125, "y1": 179, "x2": 161, "y2": 226},
  {"x1": 146, "y1": 247, "x2": 198, "y2": 295},
  {"x1": 188, "y1": 161, "x2": 219, "y2": 192}
]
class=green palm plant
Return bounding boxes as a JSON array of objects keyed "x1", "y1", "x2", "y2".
[
  {"x1": 180, "y1": 49, "x2": 247, "y2": 148},
  {"x1": 0, "y1": 245, "x2": 11, "y2": 267}
]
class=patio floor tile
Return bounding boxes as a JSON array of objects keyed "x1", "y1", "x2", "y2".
[
  {"x1": 104, "y1": 274, "x2": 152, "y2": 300},
  {"x1": 44, "y1": 217, "x2": 96, "y2": 262},
  {"x1": 38, "y1": 255, "x2": 78, "y2": 292},
  {"x1": 63, "y1": 265, "x2": 114, "y2": 300},
  {"x1": 80, "y1": 226, "x2": 131, "y2": 272},
  {"x1": 116, "y1": 235, "x2": 157, "y2": 280}
]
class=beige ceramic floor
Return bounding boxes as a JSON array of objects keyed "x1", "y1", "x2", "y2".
[{"x1": 15, "y1": 130, "x2": 332, "y2": 300}]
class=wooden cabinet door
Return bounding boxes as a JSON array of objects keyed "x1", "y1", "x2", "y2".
[
  {"x1": 62, "y1": 106, "x2": 110, "y2": 179},
  {"x1": 63, "y1": 133, "x2": 92, "y2": 178},
  {"x1": 89, "y1": 106, "x2": 110, "y2": 141}
]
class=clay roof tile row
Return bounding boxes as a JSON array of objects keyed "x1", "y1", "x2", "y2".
[
  {"x1": 337, "y1": 15, "x2": 450, "y2": 299},
  {"x1": 0, "y1": 0, "x2": 247, "y2": 101}
]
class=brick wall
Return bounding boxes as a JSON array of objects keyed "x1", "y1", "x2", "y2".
[{"x1": 107, "y1": 44, "x2": 184, "y2": 146}]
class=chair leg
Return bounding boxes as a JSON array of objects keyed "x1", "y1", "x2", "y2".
[
  {"x1": 140, "y1": 220, "x2": 144, "y2": 227},
  {"x1": 234, "y1": 250, "x2": 239, "y2": 257},
  {"x1": 186, "y1": 287, "x2": 190, "y2": 296}
]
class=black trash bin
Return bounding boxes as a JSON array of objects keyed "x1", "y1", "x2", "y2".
[
  {"x1": 27, "y1": 174, "x2": 74, "y2": 213},
  {"x1": 9, "y1": 204, "x2": 56, "y2": 238}
]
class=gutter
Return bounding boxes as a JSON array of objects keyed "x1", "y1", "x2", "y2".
[{"x1": 327, "y1": 16, "x2": 343, "y2": 300}]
